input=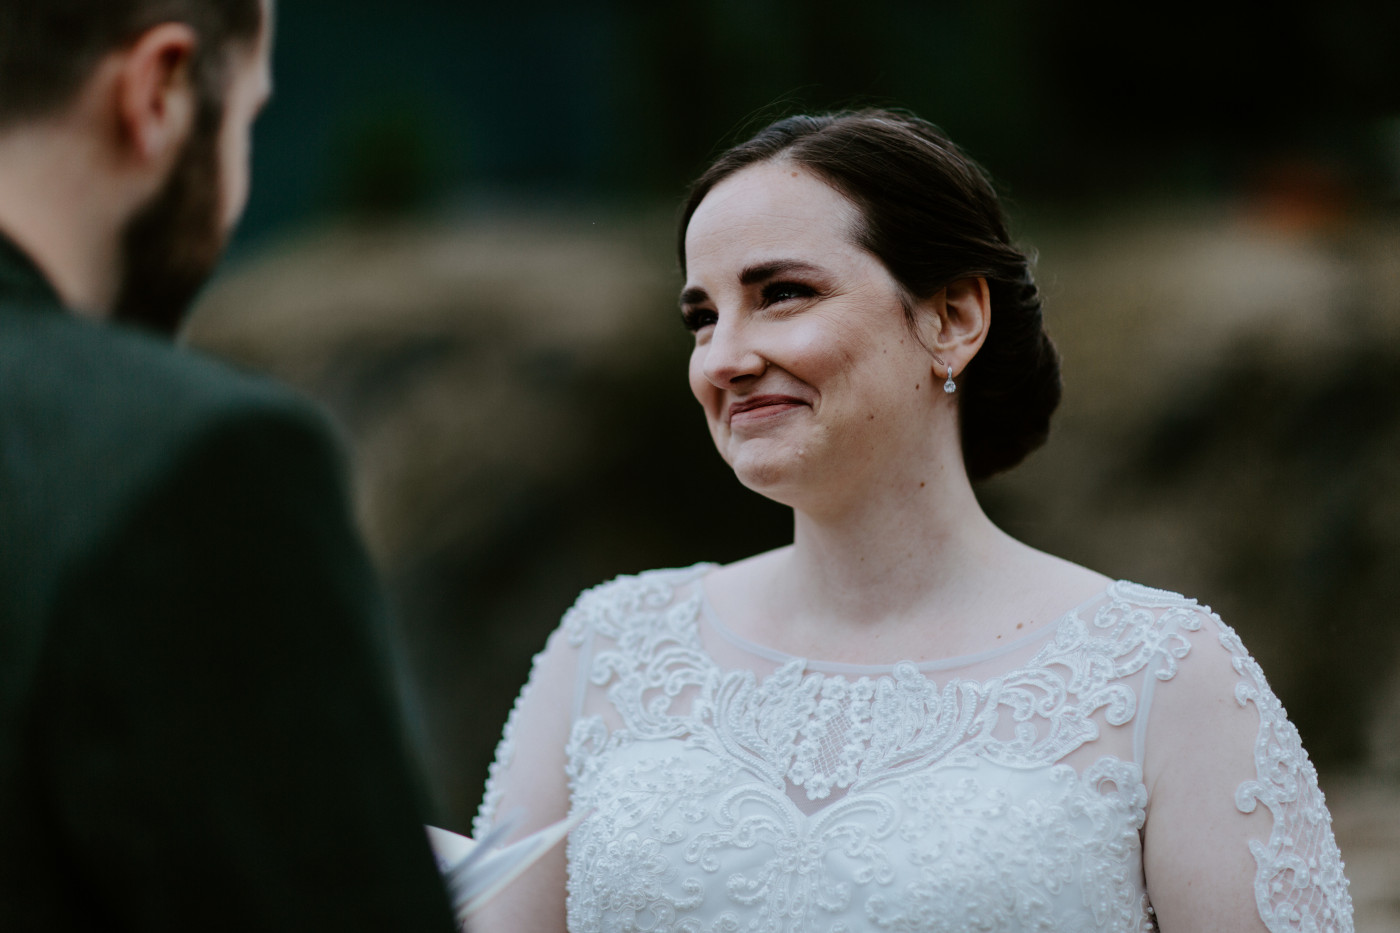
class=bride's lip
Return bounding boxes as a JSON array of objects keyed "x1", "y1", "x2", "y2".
[{"x1": 727, "y1": 395, "x2": 807, "y2": 423}]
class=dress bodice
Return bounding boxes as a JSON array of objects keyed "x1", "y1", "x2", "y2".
[{"x1": 476, "y1": 565, "x2": 1352, "y2": 933}]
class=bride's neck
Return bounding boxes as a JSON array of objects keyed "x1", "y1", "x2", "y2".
[{"x1": 776, "y1": 464, "x2": 1011, "y2": 630}]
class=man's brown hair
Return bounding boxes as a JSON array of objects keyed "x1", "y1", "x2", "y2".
[{"x1": 0, "y1": 0, "x2": 262, "y2": 128}]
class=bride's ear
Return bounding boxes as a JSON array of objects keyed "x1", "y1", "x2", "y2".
[{"x1": 921, "y1": 277, "x2": 989, "y2": 370}]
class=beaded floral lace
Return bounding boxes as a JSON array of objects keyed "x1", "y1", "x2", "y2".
[{"x1": 476, "y1": 565, "x2": 1352, "y2": 932}]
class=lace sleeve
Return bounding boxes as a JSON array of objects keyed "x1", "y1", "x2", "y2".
[
  {"x1": 472, "y1": 626, "x2": 569, "y2": 839},
  {"x1": 469, "y1": 609, "x2": 590, "y2": 932},
  {"x1": 1139, "y1": 604, "x2": 1353, "y2": 932},
  {"x1": 1219, "y1": 621, "x2": 1353, "y2": 931}
]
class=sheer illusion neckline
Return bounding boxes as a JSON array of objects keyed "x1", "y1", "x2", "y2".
[{"x1": 697, "y1": 572, "x2": 1115, "y2": 675}]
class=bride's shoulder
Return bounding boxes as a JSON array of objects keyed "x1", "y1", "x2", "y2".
[
  {"x1": 1088, "y1": 578, "x2": 1233, "y2": 633},
  {"x1": 560, "y1": 562, "x2": 716, "y2": 644},
  {"x1": 1082, "y1": 579, "x2": 1267, "y2": 688},
  {"x1": 1073, "y1": 578, "x2": 1227, "y2": 641}
]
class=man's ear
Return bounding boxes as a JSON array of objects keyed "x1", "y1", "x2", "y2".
[
  {"x1": 114, "y1": 23, "x2": 199, "y2": 163},
  {"x1": 920, "y1": 276, "x2": 990, "y2": 373}
]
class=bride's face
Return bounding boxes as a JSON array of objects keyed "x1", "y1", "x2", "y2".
[{"x1": 681, "y1": 161, "x2": 948, "y2": 510}]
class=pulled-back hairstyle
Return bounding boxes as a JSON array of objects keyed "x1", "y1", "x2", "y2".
[
  {"x1": 678, "y1": 109, "x2": 1060, "y2": 481},
  {"x1": 0, "y1": 0, "x2": 263, "y2": 128}
]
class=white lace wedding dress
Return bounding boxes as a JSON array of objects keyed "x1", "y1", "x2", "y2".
[{"x1": 475, "y1": 564, "x2": 1352, "y2": 932}]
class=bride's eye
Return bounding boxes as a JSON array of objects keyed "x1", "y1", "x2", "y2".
[
  {"x1": 761, "y1": 281, "x2": 816, "y2": 306},
  {"x1": 681, "y1": 305, "x2": 717, "y2": 332}
]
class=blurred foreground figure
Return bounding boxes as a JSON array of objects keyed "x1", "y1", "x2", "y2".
[
  {"x1": 474, "y1": 110, "x2": 1354, "y2": 932},
  {"x1": 0, "y1": 2, "x2": 455, "y2": 929}
]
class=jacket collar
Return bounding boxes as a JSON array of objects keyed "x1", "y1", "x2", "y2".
[{"x1": 0, "y1": 230, "x2": 64, "y2": 310}]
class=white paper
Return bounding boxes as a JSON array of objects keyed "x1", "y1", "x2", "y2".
[{"x1": 426, "y1": 811, "x2": 583, "y2": 918}]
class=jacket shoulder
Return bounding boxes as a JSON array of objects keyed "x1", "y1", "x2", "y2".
[
  {"x1": 0, "y1": 309, "x2": 345, "y2": 596},
  {"x1": 0, "y1": 305, "x2": 317, "y2": 431}
]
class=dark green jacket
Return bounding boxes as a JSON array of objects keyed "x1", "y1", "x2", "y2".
[{"x1": 0, "y1": 235, "x2": 456, "y2": 931}]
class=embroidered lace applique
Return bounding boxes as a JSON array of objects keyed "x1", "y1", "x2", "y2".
[
  {"x1": 477, "y1": 567, "x2": 1353, "y2": 932},
  {"x1": 1220, "y1": 625, "x2": 1352, "y2": 932}
]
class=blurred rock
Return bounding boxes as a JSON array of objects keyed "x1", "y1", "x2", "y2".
[{"x1": 189, "y1": 214, "x2": 679, "y2": 570}]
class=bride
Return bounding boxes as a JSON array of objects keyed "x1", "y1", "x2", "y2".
[{"x1": 471, "y1": 109, "x2": 1352, "y2": 932}]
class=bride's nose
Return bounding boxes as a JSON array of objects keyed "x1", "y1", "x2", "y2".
[{"x1": 701, "y1": 316, "x2": 767, "y2": 387}]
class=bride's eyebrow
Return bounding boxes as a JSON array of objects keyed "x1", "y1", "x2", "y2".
[
  {"x1": 739, "y1": 259, "x2": 826, "y2": 286},
  {"x1": 679, "y1": 260, "x2": 827, "y2": 307}
]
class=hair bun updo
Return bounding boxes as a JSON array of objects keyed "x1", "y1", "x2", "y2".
[{"x1": 679, "y1": 109, "x2": 1061, "y2": 481}]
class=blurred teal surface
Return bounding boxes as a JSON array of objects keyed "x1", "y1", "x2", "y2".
[{"x1": 234, "y1": 0, "x2": 1400, "y2": 248}]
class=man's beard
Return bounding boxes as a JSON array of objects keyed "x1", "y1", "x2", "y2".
[{"x1": 111, "y1": 101, "x2": 228, "y2": 336}]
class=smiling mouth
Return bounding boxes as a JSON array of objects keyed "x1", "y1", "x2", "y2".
[{"x1": 727, "y1": 395, "x2": 808, "y2": 424}]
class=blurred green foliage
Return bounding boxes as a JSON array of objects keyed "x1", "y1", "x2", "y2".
[{"x1": 332, "y1": 95, "x2": 451, "y2": 217}]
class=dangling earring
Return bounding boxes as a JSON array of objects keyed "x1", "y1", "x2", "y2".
[{"x1": 942, "y1": 362, "x2": 957, "y2": 395}]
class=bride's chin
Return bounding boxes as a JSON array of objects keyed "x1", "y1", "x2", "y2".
[{"x1": 727, "y1": 453, "x2": 809, "y2": 503}]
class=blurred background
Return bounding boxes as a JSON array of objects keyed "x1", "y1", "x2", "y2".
[{"x1": 182, "y1": 0, "x2": 1400, "y2": 925}]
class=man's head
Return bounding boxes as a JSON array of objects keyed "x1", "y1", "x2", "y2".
[{"x1": 0, "y1": 0, "x2": 271, "y2": 332}]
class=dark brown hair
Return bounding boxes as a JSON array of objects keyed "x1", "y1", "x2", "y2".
[
  {"x1": 678, "y1": 109, "x2": 1060, "y2": 481},
  {"x1": 0, "y1": 0, "x2": 263, "y2": 128}
]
